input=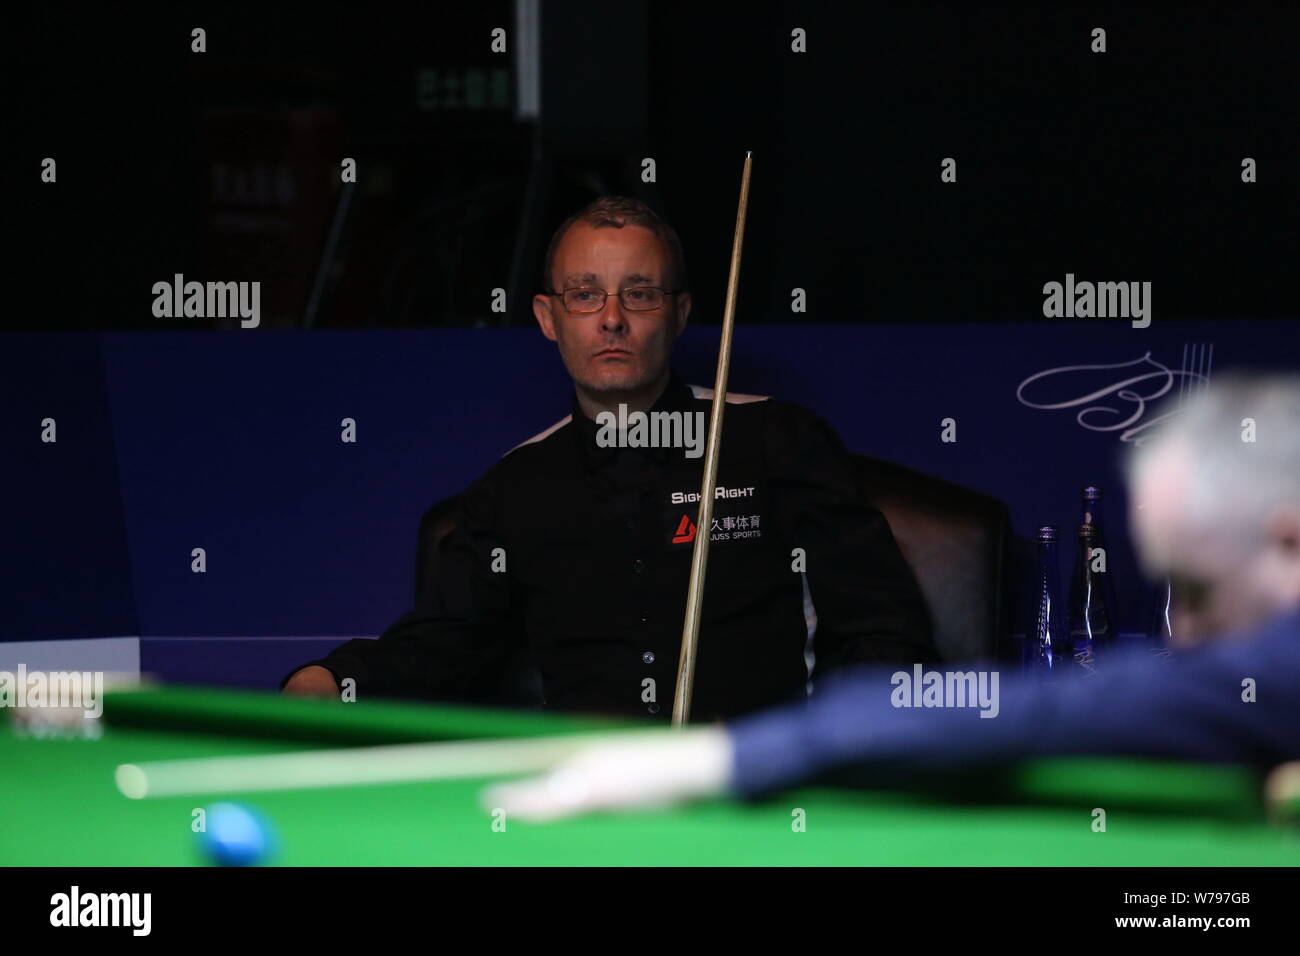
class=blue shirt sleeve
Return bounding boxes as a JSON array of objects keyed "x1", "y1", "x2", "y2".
[{"x1": 728, "y1": 611, "x2": 1300, "y2": 797}]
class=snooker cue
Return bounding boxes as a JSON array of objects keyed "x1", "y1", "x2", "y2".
[
  {"x1": 114, "y1": 730, "x2": 668, "y2": 799},
  {"x1": 672, "y1": 152, "x2": 753, "y2": 727}
]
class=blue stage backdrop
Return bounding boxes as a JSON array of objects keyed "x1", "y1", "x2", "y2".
[{"x1": 5, "y1": 320, "x2": 1296, "y2": 687}]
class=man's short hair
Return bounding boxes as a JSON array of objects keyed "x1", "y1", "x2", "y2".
[
  {"x1": 1125, "y1": 372, "x2": 1300, "y2": 540},
  {"x1": 541, "y1": 196, "x2": 688, "y2": 294}
]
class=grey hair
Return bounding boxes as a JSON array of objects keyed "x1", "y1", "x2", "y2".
[{"x1": 1125, "y1": 372, "x2": 1300, "y2": 539}]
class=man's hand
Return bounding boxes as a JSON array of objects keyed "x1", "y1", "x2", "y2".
[
  {"x1": 480, "y1": 726, "x2": 734, "y2": 822},
  {"x1": 282, "y1": 665, "x2": 340, "y2": 699}
]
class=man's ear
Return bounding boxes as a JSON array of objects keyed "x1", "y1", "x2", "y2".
[
  {"x1": 1264, "y1": 504, "x2": 1300, "y2": 555},
  {"x1": 673, "y1": 292, "x2": 692, "y2": 336},
  {"x1": 533, "y1": 294, "x2": 558, "y2": 341}
]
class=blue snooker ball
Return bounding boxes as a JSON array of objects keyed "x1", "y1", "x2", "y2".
[{"x1": 197, "y1": 802, "x2": 276, "y2": 867}]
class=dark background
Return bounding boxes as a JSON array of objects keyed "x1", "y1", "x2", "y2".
[{"x1": 15, "y1": 2, "x2": 1298, "y2": 331}]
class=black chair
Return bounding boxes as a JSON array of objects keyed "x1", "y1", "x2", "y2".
[
  {"x1": 412, "y1": 456, "x2": 1011, "y2": 705},
  {"x1": 851, "y1": 455, "x2": 1010, "y2": 663}
]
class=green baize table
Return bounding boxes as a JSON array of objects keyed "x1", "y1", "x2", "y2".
[{"x1": 2, "y1": 686, "x2": 1296, "y2": 866}]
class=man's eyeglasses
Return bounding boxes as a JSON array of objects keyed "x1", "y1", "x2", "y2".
[{"x1": 554, "y1": 287, "x2": 679, "y2": 314}]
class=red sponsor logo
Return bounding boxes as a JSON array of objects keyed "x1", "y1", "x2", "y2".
[{"x1": 671, "y1": 514, "x2": 697, "y2": 544}]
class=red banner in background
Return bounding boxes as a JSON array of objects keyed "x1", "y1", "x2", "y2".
[{"x1": 201, "y1": 109, "x2": 343, "y2": 329}]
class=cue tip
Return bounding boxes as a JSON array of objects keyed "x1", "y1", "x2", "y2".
[{"x1": 116, "y1": 763, "x2": 149, "y2": 800}]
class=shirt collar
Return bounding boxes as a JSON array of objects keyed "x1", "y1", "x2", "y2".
[{"x1": 570, "y1": 371, "x2": 697, "y2": 468}]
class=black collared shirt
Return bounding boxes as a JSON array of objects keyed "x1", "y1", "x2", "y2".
[{"x1": 309, "y1": 373, "x2": 935, "y2": 722}]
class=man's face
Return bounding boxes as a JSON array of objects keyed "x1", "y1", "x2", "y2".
[
  {"x1": 1131, "y1": 441, "x2": 1300, "y2": 645},
  {"x1": 533, "y1": 222, "x2": 691, "y2": 396}
]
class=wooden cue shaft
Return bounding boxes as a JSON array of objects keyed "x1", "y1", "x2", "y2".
[{"x1": 672, "y1": 152, "x2": 754, "y2": 727}]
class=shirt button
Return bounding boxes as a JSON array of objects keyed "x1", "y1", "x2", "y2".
[
  {"x1": 641, "y1": 651, "x2": 655, "y2": 664},
  {"x1": 633, "y1": 558, "x2": 645, "y2": 573},
  {"x1": 647, "y1": 703, "x2": 660, "y2": 715}
]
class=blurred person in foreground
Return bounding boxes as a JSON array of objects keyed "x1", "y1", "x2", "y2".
[{"x1": 486, "y1": 373, "x2": 1300, "y2": 820}]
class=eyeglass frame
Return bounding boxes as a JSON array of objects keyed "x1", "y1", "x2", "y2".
[{"x1": 546, "y1": 285, "x2": 685, "y2": 314}]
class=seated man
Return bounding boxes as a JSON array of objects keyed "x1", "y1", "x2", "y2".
[
  {"x1": 285, "y1": 196, "x2": 936, "y2": 720},
  {"x1": 487, "y1": 374, "x2": 1300, "y2": 817}
]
